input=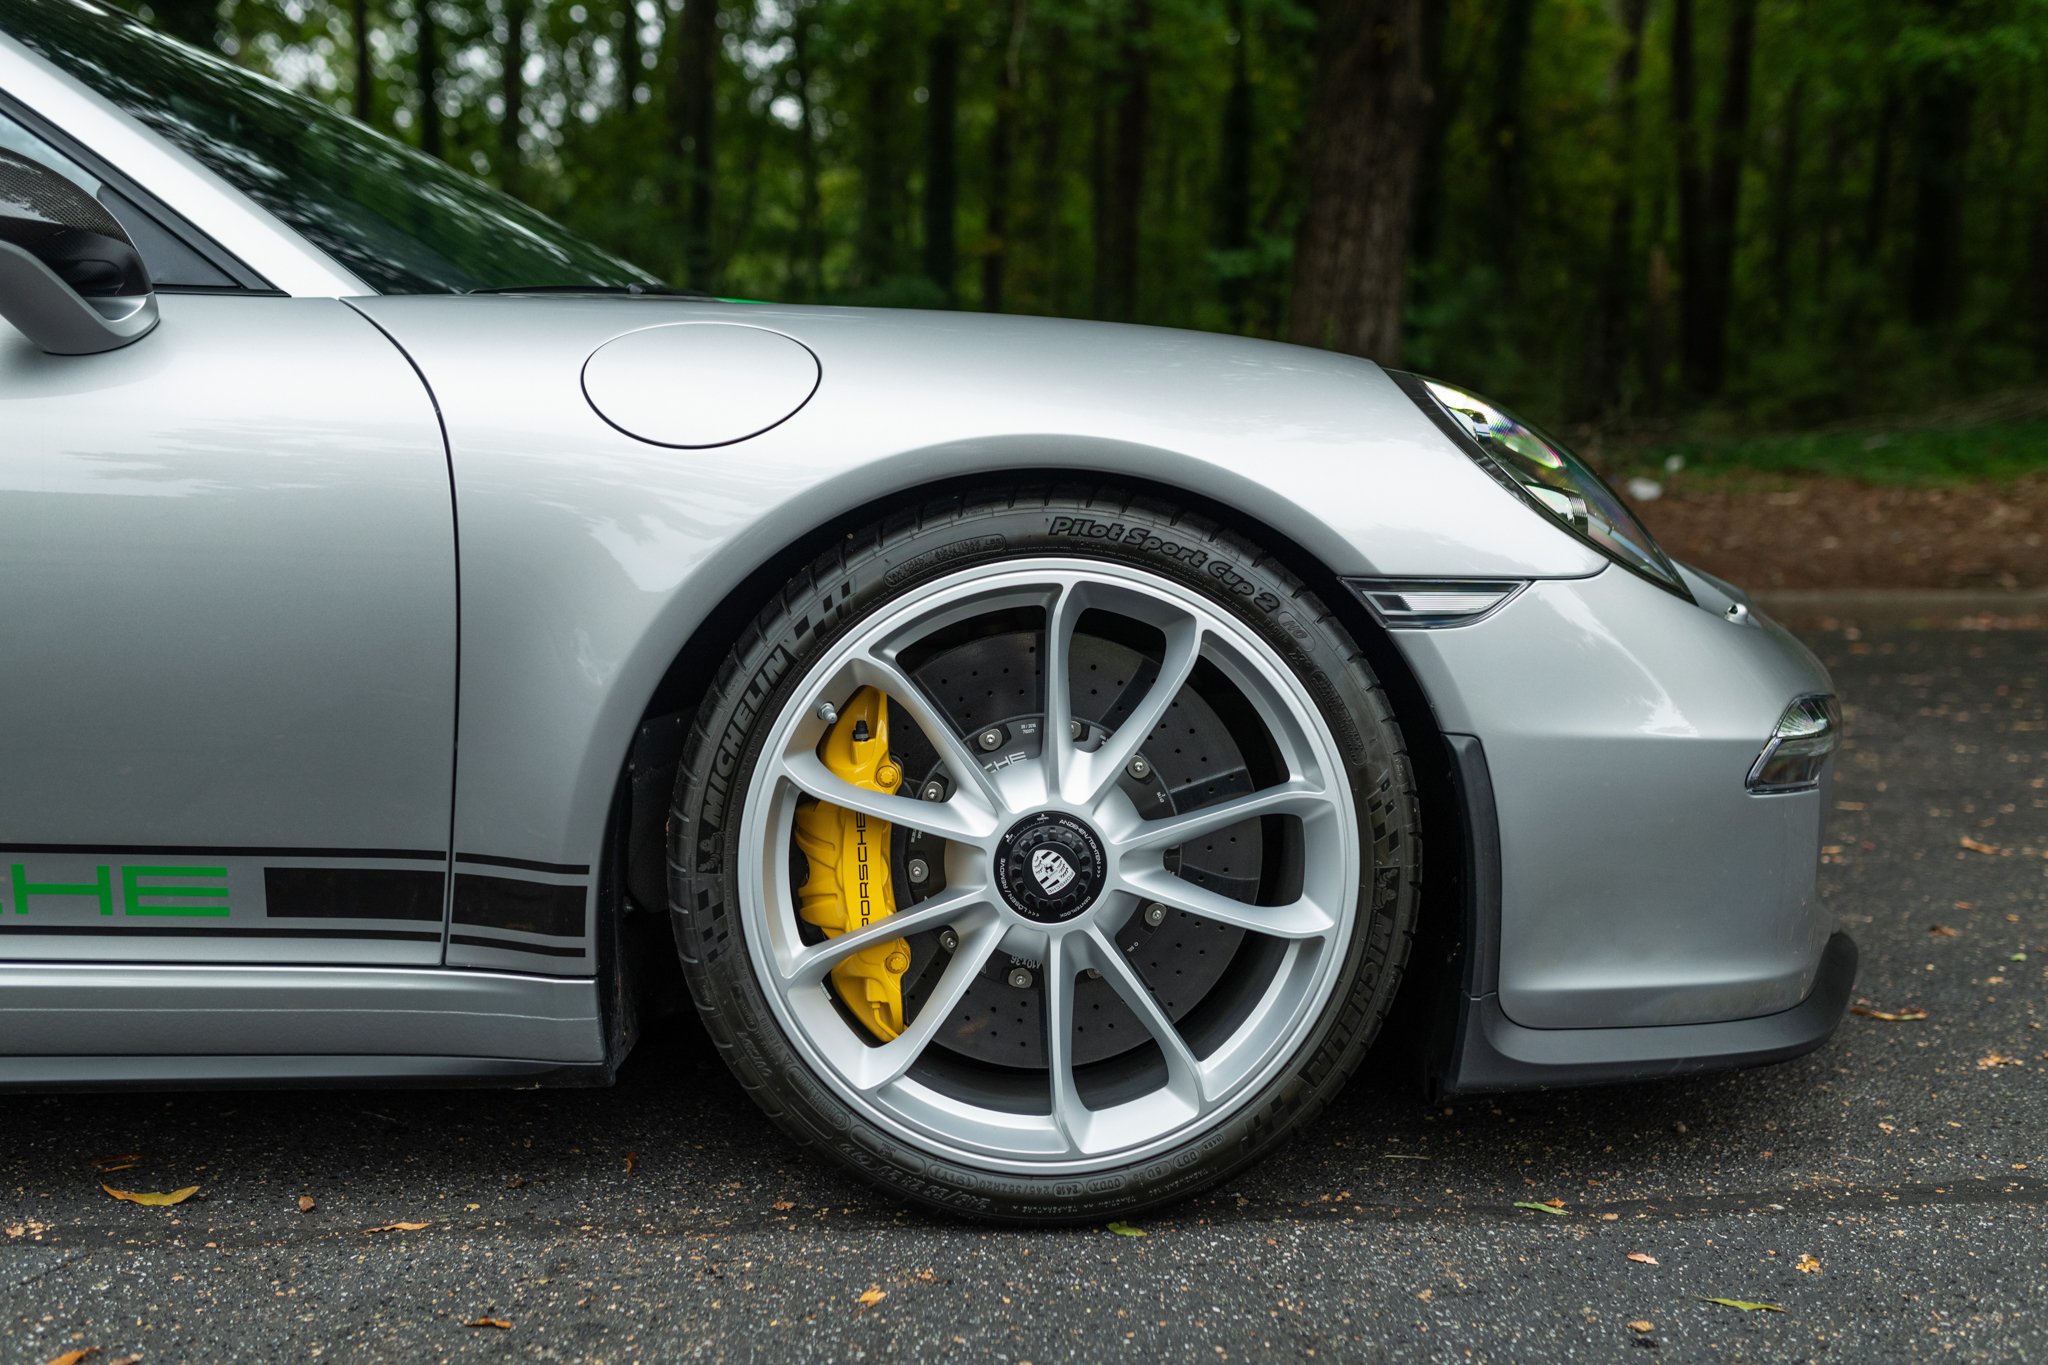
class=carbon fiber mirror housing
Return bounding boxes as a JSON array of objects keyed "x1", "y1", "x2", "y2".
[{"x1": 0, "y1": 147, "x2": 158, "y2": 354}]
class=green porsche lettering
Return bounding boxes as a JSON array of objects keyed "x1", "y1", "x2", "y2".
[
  {"x1": 9, "y1": 863, "x2": 113, "y2": 915},
  {"x1": 6, "y1": 862, "x2": 230, "y2": 918}
]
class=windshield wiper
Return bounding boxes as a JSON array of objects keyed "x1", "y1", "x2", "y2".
[{"x1": 466, "y1": 283, "x2": 712, "y2": 298}]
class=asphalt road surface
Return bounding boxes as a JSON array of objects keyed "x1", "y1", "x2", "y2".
[{"x1": 4, "y1": 621, "x2": 2043, "y2": 1363}]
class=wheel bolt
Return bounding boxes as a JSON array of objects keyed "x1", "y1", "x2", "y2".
[
  {"x1": 921, "y1": 779, "x2": 946, "y2": 801},
  {"x1": 1126, "y1": 755, "x2": 1151, "y2": 781},
  {"x1": 1084, "y1": 968, "x2": 1102, "y2": 981},
  {"x1": 1007, "y1": 966, "x2": 1034, "y2": 990},
  {"x1": 907, "y1": 857, "x2": 930, "y2": 884},
  {"x1": 977, "y1": 727, "x2": 1005, "y2": 752},
  {"x1": 1143, "y1": 902, "x2": 1167, "y2": 928},
  {"x1": 938, "y1": 927, "x2": 960, "y2": 953},
  {"x1": 1069, "y1": 720, "x2": 1084, "y2": 740}
]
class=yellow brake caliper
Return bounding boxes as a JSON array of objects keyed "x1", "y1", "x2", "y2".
[{"x1": 792, "y1": 685, "x2": 913, "y2": 1041}]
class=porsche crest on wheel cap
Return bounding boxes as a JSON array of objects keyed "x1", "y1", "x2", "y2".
[{"x1": 995, "y1": 812, "x2": 1107, "y2": 923}]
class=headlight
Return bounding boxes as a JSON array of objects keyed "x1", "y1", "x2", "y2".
[{"x1": 1394, "y1": 373, "x2": 1692, "y2": 602}]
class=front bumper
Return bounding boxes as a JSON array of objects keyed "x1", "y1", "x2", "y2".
[
  {"x1": 1424, "y1": 732, "x2": 1855, "y2": 1097},
  {"x1": 1381, "y1": 564, "x2": 1854, "y2": 1094}
]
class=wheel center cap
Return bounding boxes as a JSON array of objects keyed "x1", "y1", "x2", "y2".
[{"x1": 995, "y1": 812, "x2": 1108, "y2": 923}]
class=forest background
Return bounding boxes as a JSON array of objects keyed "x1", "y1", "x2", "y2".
[{"x1": 130, "y1": 0, "x2": 2048, "y2": 588}]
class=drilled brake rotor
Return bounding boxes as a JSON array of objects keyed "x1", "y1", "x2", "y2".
[{"x1": 889, "y1": 628, "x2": 1261, "y2": 1068}]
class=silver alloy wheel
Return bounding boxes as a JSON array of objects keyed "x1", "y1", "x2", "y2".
[{"x1": 737, "y1": 558, "x2": 1362, "y2": 1175}]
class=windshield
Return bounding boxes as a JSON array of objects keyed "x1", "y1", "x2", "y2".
[{"x1": 1, "y1": 0, "x2": 661, "y2": 293}]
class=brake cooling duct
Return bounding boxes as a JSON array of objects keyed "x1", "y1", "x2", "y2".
[{"x1": 792, "y1": 686, "x2": 914, "y2": 1042}]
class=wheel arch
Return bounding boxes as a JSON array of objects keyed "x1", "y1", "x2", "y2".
[{"x1": 609, "y1": 470, "x2": 1469, "y2": 1069}]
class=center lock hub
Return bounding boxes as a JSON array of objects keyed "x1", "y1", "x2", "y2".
[{"x1": 994, "y1": 812, "x2": 1108, "y2": 924}]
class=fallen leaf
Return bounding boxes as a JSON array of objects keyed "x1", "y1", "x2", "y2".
[
  {"x1": 101, "y1": 1185, "x2": 198, "y2": 1208},
  {"x1": 90, "y1": 1155, "x2": 140, "y2": 1174},
  {"x1": 1978, "y1": 1052, "x2": 2024, "y2": 1070},
  {"x1": 1795, "y1": 1254, "x2": 1821, "y2": 1274},
  {"x1": 1697, "y1": 1297, "x2": 1784, "y2": 1313},
  {"x1": 1417, "y1": 1288, "x2": 1434, "y2": 1302},
  {"x1": 624, "y1": 1152, "x2": 638, "y2": 1176},
  {"x1": 856, "y1": 1287, "x2": 887, "y2": 1308},
  {"x1": 363, "y1": 1221, "x2": 430, "y2": 1233},
  {"x1": 109, "y1": 1356, "x2": 143, "y2": 1365},
  {"x1": 1628, "y1": 1321, "x2": 1655, "y2": 1333},
  {"x1": 462, "y1": 1318, "x2": 512, "y2": 1330},
  {"x1": 772, "y1": 1200, "x2": 795, "y2": 1211},
  {"x1": 1959, "y1": 836, "x2": 2001, "y2": 855},
  {"x1": 1626, "y1": 1252, "x2": 1659, "y2": 1265},
  {"x1": 297, "y1": 1196, "x2": 316, "y2": 1213},
  {"x1": 505, "y1": 1176, "x2": 527, "y2": 1189},
  {"x1": 43, "y1": 1350, "x2": 100, "y2": 1365},
  {"x1": 1851, "y1": 1007, "x2": 1929, "y2": 1022},
  {"x1": 1105, "y1": 1220, "x2": 1147, "y2": 1237},
  {"x1": 1512, "y1": 1201, "x2": 1568, "y2": 1216},
  {"x1": 2011, "y1": 952, "x2": 2028, "y2": 962},
  {"x1": 1929, "y1": 925, "x2": 1960, "y2": 937}
]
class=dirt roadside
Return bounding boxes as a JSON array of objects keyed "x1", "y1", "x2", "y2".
[{"x1": 1641, "y1": 476, "x2": 2047, "y2": 593}]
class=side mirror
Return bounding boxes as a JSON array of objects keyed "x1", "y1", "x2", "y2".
[{"x1": 0, "y1": 148, "x2": 158, "y2": 355}]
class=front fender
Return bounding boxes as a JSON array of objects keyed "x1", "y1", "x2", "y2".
[{"x1": 348, "y1": 296, "x2": 1600, "y2": 972}]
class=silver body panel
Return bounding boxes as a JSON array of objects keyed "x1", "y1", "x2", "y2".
[
  {"x1": 0, "y1": 294, "x2": 458, "y2": 968},
  {"x1": 1395, "y1": 566, "x2": 1834, "y2": 1029},
  {"x1": 0, "y1": 23, "x2": 1842, "y2": 1090},
  {"x1": 0, "y1": 964, "x2": 601, "y2": 1066},
  {"x1": 348, "y1": 296, "x2": 1606, "y2": 926}
]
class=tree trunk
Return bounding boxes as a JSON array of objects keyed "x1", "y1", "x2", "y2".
[
  {"x1": 1407, "y1": 0, "x2": 1449, "y2": 265},
  {"x1": 790, "y1": 4, "x2": 823, "y2": 297},
  {"x1": 1095, "y1": 0, "x2": 1152, "y2": 324},
  {"x1": 352, "y1": 0, "x2": 373, "y2": 123},
  {"x1": 2033, "y1": 201, "x2": 2048, "y2": 377},
  {"x1": 671, "y1": 0, "x2": 720, "y2": 289},
  {"x1": 982, "y1": 0, "x2": 1028, "y2": 313},
  {"x1": 1672, "y1": 0, "x2": 1755, "y2": 401},
  {"x1": 1766, "y1": 75, "x2": 1805, "y2": 332},
  {"x1": 498, "y1": 0, "x2": 529, "y2": 197},
  {"x1": 1862, "y1": 90, "x2": 1897, "y2": 264},
  {"x1": 1286, "y1": 0, "x2": 1426, "y2": 361},
  {"x1": 417, "y1": 0, "x2": 443, "y2": 156},
  {"x1": 618, "y1": 0, "x2": 643, "y2": 112},
  {"x1": 1216, "y1": 0, "x2": 1253, "y2": 331},
  {"x1": 1905, "y1": 36, "x2": 1972, "y2": 327},
  {"x1": 1486, "y1": 0, "x2": 1536, "y2": 301},
  {"x1": 1585, "y1": 0, "x2": 1647, "y2": 418},
  {"x1": 924, "y1": 21, "x2": 960, "y2": 302},
  {"x1": 1026, "y1": 22, "x2": 1070, "y2": 313},
  {"x1": 1700, "y1": 0, "x2": 1757, "y2": 388},
  {"x1": 856, "y1": 17, "x2": 903, "y2": 290}
]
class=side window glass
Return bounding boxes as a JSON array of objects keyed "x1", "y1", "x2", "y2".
[{"x1": 0, "y1": 111, "x2": 237, "y2": 290}]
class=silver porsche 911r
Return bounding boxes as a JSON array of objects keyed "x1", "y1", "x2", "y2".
[{"x1": 0, "y1": 0, "x2": 1853, "y2": 1221}]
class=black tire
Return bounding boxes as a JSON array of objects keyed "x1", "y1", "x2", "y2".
[{"x1": 669, "y1": 486, "x2": 1419, "y2": 1223}]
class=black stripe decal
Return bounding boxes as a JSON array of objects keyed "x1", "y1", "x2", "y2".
[
  {"x1": 452, "y1": 874, "x2": 588, "y2": 938},
  {"x1": 0, "y1": 843, "x2": 446, "y2": 861},
  {"x1": 454, "y1": 852, "x2": 592, "y2": 876},
  {"x1": 448, "y1": 933, "x2": 589, "y2": 959},
  {"x1": 0, "y1": 925, "x2": 442, "y2": 941},
  {"x1": 262, "y1": 868, "x2": 445, "y2": 922}
]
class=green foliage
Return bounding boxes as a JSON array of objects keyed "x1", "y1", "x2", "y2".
[
  {"x1": 1630, "y1": 421, "x2": 2048, "y2": 486},
  {"x1": 141, "y1": 0, "x2": 2048, "y2": 444}
]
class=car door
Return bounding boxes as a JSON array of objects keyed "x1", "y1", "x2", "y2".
[{"x1": 0, "y1": 113, "x2": 457, "y2": 970}]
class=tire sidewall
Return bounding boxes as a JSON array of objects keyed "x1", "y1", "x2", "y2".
[{"x1": 672, "y1": 492, "x2": 1415, "y2": 1223}]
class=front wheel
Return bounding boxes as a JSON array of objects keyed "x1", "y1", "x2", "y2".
[{"x1": 670, "y1": 490, "x2": 1418, "y2": 1222}]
